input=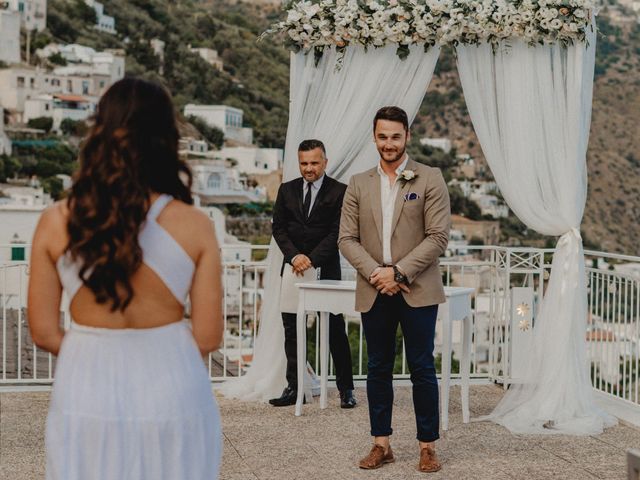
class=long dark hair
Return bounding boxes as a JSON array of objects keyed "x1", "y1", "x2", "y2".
[{"x1": 66, "y1": 77, "x2": 193, "y2": 312}]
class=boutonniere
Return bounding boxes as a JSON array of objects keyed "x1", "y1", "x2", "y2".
[{"x1": 399, "y1": 169, "x2": 417, "y2": 182}]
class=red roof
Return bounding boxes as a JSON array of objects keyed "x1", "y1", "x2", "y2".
[{"x1": 53, "y1": 94, "x2": 90, "y2": 103}]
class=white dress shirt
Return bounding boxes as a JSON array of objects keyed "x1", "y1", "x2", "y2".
[
  {"x1": 377, "y1": 156, "x2": 409, "y2": 265},
  {"x1": 301, "y1": 174, "x2": 325, "y2": 217}
]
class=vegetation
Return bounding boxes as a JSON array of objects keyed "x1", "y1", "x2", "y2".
[
  {"x1": 26, "y1": 117, "x2": 54, "y2": 133},
  {"x1": 60, "y1": 118, "x2": 88, "y2": 137},
  {"x1": 187, "y1": 115, "x2": 224, "y2": 149}
]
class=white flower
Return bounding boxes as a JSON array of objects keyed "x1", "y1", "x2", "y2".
[{"x1": 400, "y1": 169, "x2": 416, "y2": 181}]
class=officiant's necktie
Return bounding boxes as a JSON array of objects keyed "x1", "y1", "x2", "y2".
[{"x1": 303, "y1": 181, "x2": 312, "y2": 219}]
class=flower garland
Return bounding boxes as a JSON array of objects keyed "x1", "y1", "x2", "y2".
[{"x1": 264, "y1": 0, "x2": 596, "y2": 63}]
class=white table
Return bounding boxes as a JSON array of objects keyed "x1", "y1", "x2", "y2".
[{"x1": 295, "y1": 280, "x2": 474, "y2": 431}]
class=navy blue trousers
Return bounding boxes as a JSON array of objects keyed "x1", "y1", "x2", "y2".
[{"x1": 361, "y1": 294, "x2": 439, "y2": 442}]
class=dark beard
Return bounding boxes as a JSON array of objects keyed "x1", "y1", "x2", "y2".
[{"x1": 379, "y1": 146, "x2": 406, "y2": 164}]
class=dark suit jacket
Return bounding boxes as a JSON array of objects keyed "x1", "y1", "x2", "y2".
[{"x1": 272, "y1": 175, "x2": 347, "y2": 280}]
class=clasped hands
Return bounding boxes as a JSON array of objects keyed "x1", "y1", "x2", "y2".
[
  {"x1": 291, "y1": 254, "x2": 313, "y2": 276},
  {"x1": 369, "y1": 267, "x2": 410, "y2": 296}
]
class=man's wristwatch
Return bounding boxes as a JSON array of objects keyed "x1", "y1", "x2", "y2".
[{"x1": 392, "y1": 265, "x2": 408, "y2": 284}]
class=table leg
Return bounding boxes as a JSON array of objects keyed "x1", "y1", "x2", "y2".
[
  {"x1": 295, "y1": 295, "x2": 306, "y2": 417},
  {"x1": 320, "y1": 311, "x2": 329, "y2": 409},
  {"x1": 461, "y1": 312, "x2": 472, "y2": 424},
  {"x1": 440, "y1": 305, "x2": 451, "y2": 431}
]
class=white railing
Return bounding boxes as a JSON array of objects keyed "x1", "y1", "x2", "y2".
[{"x1": 2, "y1": 244, "x2": 640, "y2": 413}]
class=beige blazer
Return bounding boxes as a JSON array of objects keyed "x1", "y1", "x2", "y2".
[{"x1": 338, "y1": 159, "x2": 451, "y2": 312}]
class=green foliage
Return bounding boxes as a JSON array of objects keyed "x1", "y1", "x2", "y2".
[
  {"x1": 595, "y1": 16, "x2": 623, "y2": 78},
  {"x1": 41, "y1": 176, "x2": 64, "y2": 200},
  {"x1": 48, "y1": 52, "x2": 68, "y2": 66},
  {"x1": 60, "y1": 118, "x2": 88, "y2": 137},
  {"x1": 469, "y1": 236, "x2": 485, "y2": 246},
  {"x1": 187, "y1": 115, "x2": 224, "y2": 148},
  {"x1": 0, "y1": 155, "x2": 21, "y2": 182},
  {"x1": 224, "y1": 202, "x2": 274, "y2": 217},
  {"x1": 27, "y1": 117, "x2": 54, "y2": 133},
  {"x1": 12, "y1": 142, "x2": 78, "y2": 179},
  {"x1": 448, "y1": 185, "x2": 481, "y2": 220}
]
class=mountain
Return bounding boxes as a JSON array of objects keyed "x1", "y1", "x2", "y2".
[{"x1": 41, "y1": 0, "x2": 640, "y2": 254}]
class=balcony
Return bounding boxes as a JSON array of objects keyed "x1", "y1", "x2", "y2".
[{"x1": 1, "y1": 245, "x2": 640, "y2": 478}]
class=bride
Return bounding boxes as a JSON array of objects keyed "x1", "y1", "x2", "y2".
[{"x1": 27, "y1": 77, "x2": 223, "y2": 479}]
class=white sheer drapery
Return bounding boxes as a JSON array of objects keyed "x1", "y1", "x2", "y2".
[
  {"x1": 456, "y1": 24, "x2": 616, "y2": 434},
  {"x1": 220, "y1": 44, "x2": 440, "y2": 402}
]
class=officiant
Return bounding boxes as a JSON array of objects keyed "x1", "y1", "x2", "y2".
[{"x1": 270, "y1": 139, "x2": 356, "y2": 408}]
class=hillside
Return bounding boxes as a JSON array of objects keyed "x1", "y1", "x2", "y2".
[{"x1": 37, "y1": 0, "x2": 640, "y2": 255}]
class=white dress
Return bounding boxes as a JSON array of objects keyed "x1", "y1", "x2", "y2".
[{"x1": 47, "y1": 195, "x2": 222, "y2": 480}]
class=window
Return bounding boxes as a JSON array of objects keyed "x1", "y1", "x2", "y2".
[
  {"x1": 30, "y1": 77, "x2": 35, "y2": 88},
  {"x1": 67, "y1": 80, "x2": 72, "y2": 92},
  {"x1": 207, "y1": 174, "x2": 221, "y2": 190},
  {"x1": 17, "y1": 77, "x2": 25, "y2": 87},
  {"x1": 45, "y1": 103, "x2": 49, "y2": 111},
  {"x1": 82, "y1": 81, "x2": 89, "y2": 95},
  {"x1": 11, "y1": 246, "x2": 25, "y2": 261}
]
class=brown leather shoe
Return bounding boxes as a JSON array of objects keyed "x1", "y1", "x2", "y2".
[
  {"x1": 358, "y1": 444, "x2": 395, "y2": 469},
  {"x1": 418, "y1": 446, "x2": 441, "y2": 473}
]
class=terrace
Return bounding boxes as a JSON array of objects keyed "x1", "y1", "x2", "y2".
[{"x1": 2, "y1": 245, "x2": 640, "y2": 479}]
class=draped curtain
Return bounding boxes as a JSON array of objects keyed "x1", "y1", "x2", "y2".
[{"x1": 456, "y1": 21, "x2": 616, "y2": 434}]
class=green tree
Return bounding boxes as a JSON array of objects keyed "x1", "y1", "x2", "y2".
[
  {"x1": 187, "y1": 115, "x2": 225, "y2": 149},
  {"x1": 48, "y1": 52, "x2": 68, "y2": 66},
  {"x1": 41, "y1": 176, "x2": 64, "y2": 200},
  {"x1": 27, "y1": 117, "x2": 54, "y2": 133},
  {"x1": 448, "y1": 185, "x2": 481, "y2": 220},
  {"x1": 60, "y1": 118, "x2": 88, "y2": 137}
]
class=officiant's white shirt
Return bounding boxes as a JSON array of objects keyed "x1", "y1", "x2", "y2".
[{"x1": 377, "y1": 155, "x2": 409, "y2": 265}]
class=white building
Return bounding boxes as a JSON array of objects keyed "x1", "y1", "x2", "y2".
[
  {"x1": 0, "y1": 185, "x2": 52, "y2": 262},
  {"x1": 184, "y1": 104, "x2": 253, "y2": 146},
  {"x1": 189, "y1": 47, "x2": 224, "y2": 72},
  {"x1": 218, "y1": 146, "x2": 283, "y2": 175},
  {"x1": 190, "y1": 159, "x2": 262, "y2": 204},
  {"x1": 0, "y1": 108, "x2": 12, "y2": 155},
  {"x1": 179, "y1": 137, "x2": 209, "y2": 155},
  {"x1": 420, "y1": 137, "x2": 452, "y2": 153},
  {"x1": 24, "y1": 93, "x2": 96, "y2": 131},
  {"x1": 0, "y1": 8, "x2": 21, "y2": 65},
  {"x1": 37, "y1": 45, "x2": 125, "y2": 85},
  {"x1": 470, "y1": 193, "x2": 509, "y2": 219},
  {"x1": 84, "y1": 0, "x2": 116, "y2": 34},
  {"x1": 6, "y1": 0, "x2": 47, "y2": 31},
  {"x1": 0, "y1": 48, "x2": 123, "y2": 122}
]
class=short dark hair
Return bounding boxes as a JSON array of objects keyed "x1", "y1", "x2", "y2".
[
  {"x1": 373, "y1": 106, "x2": 409, "y2": 132},
  {"x1": 298, "y1": 139, "x2": 326, "y2": 155}
]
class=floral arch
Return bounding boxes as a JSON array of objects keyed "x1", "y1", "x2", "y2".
[{"x1": 221, "y1": 0, "x2": 616, "y2": 436}]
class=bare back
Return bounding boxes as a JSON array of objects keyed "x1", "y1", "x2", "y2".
[{"x1": 42, "y1": 194, "x2": 219, "y2": 329}]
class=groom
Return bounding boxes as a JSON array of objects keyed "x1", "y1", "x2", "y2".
[{"x1": 339, "y1": 107, "x2": 450, "y2": 472}]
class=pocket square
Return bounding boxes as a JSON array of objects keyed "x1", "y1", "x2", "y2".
[{"x1": 404, "y1": 192, "x2": 420, "y2": 202}]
